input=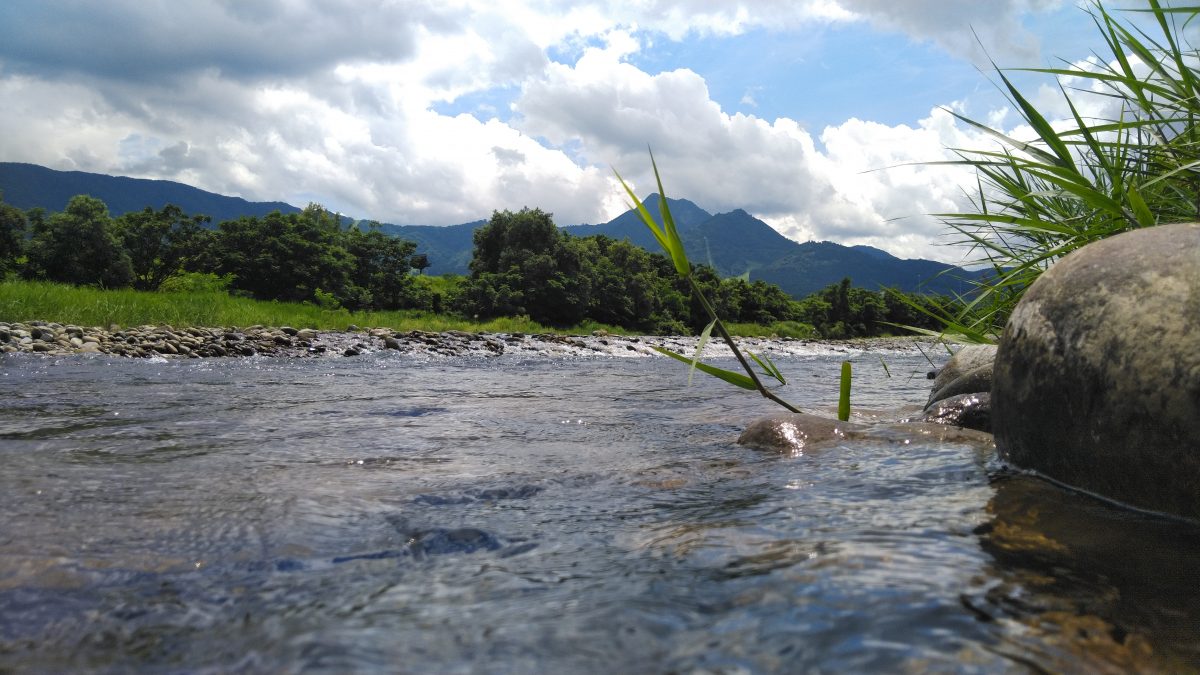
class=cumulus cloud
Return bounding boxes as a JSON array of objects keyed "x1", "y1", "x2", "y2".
[
  {"x1": 0, "y1": 0, "x2": 1103, "y2": 262},
  {"x1": 516, "y1": 34, "x2": 987, "y2": 261},
  {"x1": 832, "y1": 0, "x2": 1065, "y2": 65}
]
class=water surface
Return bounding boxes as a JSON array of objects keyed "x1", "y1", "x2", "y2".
[{"x1": 1, "y1": 350, "x2": 1196, "y2": 673}]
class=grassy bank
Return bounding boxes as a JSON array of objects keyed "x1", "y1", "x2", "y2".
[{"x1": 0, "y1": 280, "x2": 811, "y2": 338}]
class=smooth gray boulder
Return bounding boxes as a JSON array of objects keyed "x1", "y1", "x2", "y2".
[
  {"x1": 922, "y1": 344, "x2": 996, "y2": 432},
  {"x1": 926, "y1": 344, "x2": 997, "y2": 407},
  {"x1": 992, "y1": 222, "x2": 1200, "y2": 520}
]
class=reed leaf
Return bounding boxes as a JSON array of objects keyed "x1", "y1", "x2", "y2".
[
  {"x1": 838, "y1": 361, "x2": 852, "y2": 422},
  {"x1": 650, "y1": 345, "x2": 758, "y2": 390}
]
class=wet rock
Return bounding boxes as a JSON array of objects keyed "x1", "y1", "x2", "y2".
[
  {"x1": 922, "y1": 392, "x2": 991, "y2": 433},
  {"x1": 737, "y1": 413, "x2": 864, "y2": 454},
  {"x1": 407, "y1": 528, "x2": 502, "y2": 556},
  {"x1": 993, "y1": 222, "x2": 1200, "y2": 521}
]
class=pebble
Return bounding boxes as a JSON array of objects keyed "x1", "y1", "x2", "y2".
[{"x1": 0, "y1": 321, "x2": 936, "y2": 361}]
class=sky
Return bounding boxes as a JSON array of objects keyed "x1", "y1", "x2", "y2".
[{"x1": 0, "y1": 1, "x2": 1186, "y2": 263}]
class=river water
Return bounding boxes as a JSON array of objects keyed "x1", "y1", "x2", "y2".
[{"x1": 1, "y1": 347, "x2": 1197, "y2": 673}]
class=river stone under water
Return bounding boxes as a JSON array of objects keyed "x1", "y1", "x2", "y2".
[{"x1": 0, "y1": 348, "x2": 1197, "y2": 673}]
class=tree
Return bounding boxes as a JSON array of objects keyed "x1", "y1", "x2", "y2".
[
  {"x1": 342, "y1": 224, "x2": 429, "y2": 310},
  {"x1": 0, "y1": 195, "x2": 25, "y2": 276},
  {"x1": 213, "y1": 205, "x2": 352, "y2": 304},
  {"x1": 22, "y1": 195, "x2": 133, "y2": 287},
  {"x1": 459, "y1": 208, "x2": 590, "y2": 326},
  {"x1": 411, "y1": 253, "x2": 430, "y2": 275},
  {"x1": 113, "y1": 204, "x2": 213, "y2": 290}
]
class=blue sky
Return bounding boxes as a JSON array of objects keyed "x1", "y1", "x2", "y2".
[{"x1": 0, "y1": 1, "x2": 1187, "y2": 262}]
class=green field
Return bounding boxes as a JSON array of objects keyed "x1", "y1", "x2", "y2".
[{"x1": 0, "y1": 280, "x2": 810, "y2": 338}]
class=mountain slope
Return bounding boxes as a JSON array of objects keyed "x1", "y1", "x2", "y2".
[
  {"x1": 0, "y1": 162, "x2": 300, "y2": 222},
  {"x1": 564, "y1": 194, "x2": 712, "y2": 251},
  {"x1": 372, "y1": 221, "x2": 484, "y2": 276},
  {"x1": 0, "y1": 162, "x2": 984, "y2": 298}
]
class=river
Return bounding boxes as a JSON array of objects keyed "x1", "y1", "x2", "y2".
[{"x1": 1, "y1": 347, "x2": 1197, "y2": 673}]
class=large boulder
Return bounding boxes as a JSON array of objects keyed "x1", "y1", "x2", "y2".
[{"x1": 992, "y1": 222, "x2": 1200, "y2": 520}]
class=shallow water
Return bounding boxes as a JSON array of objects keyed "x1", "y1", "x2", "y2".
[{"x1": 0, "y1": 350, "x2": 1197, "y2": 673}]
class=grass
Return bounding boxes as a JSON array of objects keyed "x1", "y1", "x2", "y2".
[
  {"x1": 918, "y1": 0, "x2": 1200, "y2": 342},
  {"x1": 724, "y1": 321, "x2": 819, "y2": 339},
  {"x1": 0, "y1": 279, "x2": 811, "y2": 338},
  {"x1": 617, "y1": 154, "x2": 802, "y2": 413},
  {"x1": 0, "y1": 279, "x2": 635, "y2": 335}
]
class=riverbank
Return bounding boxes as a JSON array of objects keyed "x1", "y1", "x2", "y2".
[{"x1": 0, "y1": 320, "x2": 937, "y2": 360}]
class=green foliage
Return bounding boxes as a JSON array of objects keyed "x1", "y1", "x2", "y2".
[
  {"x1": 838, "y1": 361, "x2": 852, "y2": 422},
  {"x1": 0, "y1": 279, "x2": 621, "y2": 335},
  {"x1": 22, "y1": 195, "x2": 134, "y2": 288},
  {"x1": 459, "y1": 207, "x2": 590, "y2": 326},
  {"x1": 793, "y1": 277, "x2": 957, "y2": 339},
  {"x1": 113, "y1": 204, "x2": 213, "y2": 290},
  {"x1": 211, "y1": 205, "x2": 354, "y2": 305},
  {"x1": 931, "y1": 1, "x2": 1200, "y2": 341},
  {"x1": 617, "y1": 156, "x2": 801, "y2": 413},
  {"x1": 341, "y1": 224, "x2": 429, "y2": 311},
  {"x1": 158, "y1": 272, "x2": 232, "y2": 294},
  {"x1": 0, "y1": 196, "x2": 26, "y2": 276}
]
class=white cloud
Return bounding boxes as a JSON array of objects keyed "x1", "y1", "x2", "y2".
[{"x1": 0, "y1": 0, "x2": 1111, "y2": 264}]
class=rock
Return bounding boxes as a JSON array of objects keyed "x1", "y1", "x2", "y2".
[
  {"x1": 922, "y1": 392, "x2": 991, "y2": 433},
  {"x1": 383, "y1": 336, "x2": 402, "y2": 350},
  {"x1": 992, "y1": 222, "x2": 1200, "y2": 520},
  {"x1": 296, "y1": 328, "x2": 319, "y2": 341},
  {"x1": 737, "y1": 413, "x2": 863, "y2": 454},
  {"x1": 927, "y1": 344, "x2": 997, "y2": 407}
]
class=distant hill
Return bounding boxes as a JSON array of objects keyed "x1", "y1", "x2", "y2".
[
  {"x1": 370, "y1": 221, "x2": 483, "y2": 276},
  {"x1": 0, "y1": 162, "x2": 300, "y2": 222},
  {"x1": 565, "y1": 200, "x2": 986, "y2": 297},
  {"x1": 0, "y1": 162, "x2": 984, "y2": 298},
  {"x1": 566, "y1": 194, "x2": 713, "y2": 251}
]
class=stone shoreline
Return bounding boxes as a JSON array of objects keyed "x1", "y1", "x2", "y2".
[{"x1": 0, "y1": 320, "x2": 936, "y2": 360}]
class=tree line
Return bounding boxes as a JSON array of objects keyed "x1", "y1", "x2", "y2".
[{"x1": 0, "y1": 194, "x2": 958, "y2": 336}]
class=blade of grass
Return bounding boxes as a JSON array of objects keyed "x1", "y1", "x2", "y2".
[
  {"x1": 650, "y1": 345, "x2": 757, "y2": 390},
  {"x1": 838, "y1": 361, "x2": 852, "y2": 422}
]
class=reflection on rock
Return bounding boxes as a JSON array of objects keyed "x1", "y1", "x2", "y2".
[
  {"x1": 736, "y1": 413, "x2": 863, "y2": 454},
  {"x1": 970, "y1": 473, "x2": 1200, "y2": 672}
]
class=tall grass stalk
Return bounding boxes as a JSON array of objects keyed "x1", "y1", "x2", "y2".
[
  {"x1": 922, "y1": 0, "x2": 1199, "y2": 342},
  {"x1": 616, "y1": 154, "x2": 801, "y2": 413}
]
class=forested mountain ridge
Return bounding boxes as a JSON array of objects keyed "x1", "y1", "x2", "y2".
[
  {"x1": 0, "y1": 161, "x2": 985, "y2": 297},
  {"x1": 0, "y1": 162, "x2": 301, "y2": 223}
]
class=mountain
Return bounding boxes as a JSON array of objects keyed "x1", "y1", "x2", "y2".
[
  {"x1": 754, "y1": 241, "x2": 985, "y2": 297},
  {"x1": 568, "y1": 200, "x2": 986, "y2": 297},
  {"x1": 565, "y1": 194, "x2": 713, "y2": 251},
  {"x1": 0, "y1": 162, "x2": 985, "y2": 298},
  {"x1": 0, "y1": 162, "x2": 300, "y2": 222},
  {"x1": 371, "y1": 221, "x2": 483, "y2": 276}
]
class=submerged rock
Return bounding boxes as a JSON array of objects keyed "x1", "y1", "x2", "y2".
[
  {"x1": 992, "y1": 222, "x2": 1200, "y2": 521},
  {"x1": 737, "y1": 413, "x2": 863, "y2": 454}
]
